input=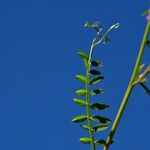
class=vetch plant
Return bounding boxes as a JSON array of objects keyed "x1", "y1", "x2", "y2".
[
  {"x1": 72, "y1": 10, "x2": 150, "y2": 150},
  {"x1": 72, "y1": 21, "x2": 119, "y2": 150}
]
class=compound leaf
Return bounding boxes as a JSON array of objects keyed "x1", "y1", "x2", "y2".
[{"x1": 80, "y1": 124, "x2": 94, "y2": 132}]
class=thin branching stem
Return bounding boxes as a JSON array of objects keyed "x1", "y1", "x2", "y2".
[
  {"x1": 103, "y1": 21, "x2": 150, "y2": 150},
  {"x1": 135, "y1": 65, "x2": 150, "y2": 84},
  {"x1": 94, "y1": 23, "x2": 119, "y2": 46},
  {"x1": 85, "y1": 23, "x2": 120, "y2": 149}
]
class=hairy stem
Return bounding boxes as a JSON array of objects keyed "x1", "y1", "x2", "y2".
[
  {"x1": 104, "y1": 21, "x2": 150, "y2": 150},
  {"x1": 86, "y1": 43, "x2": 95, "y2": 150}
]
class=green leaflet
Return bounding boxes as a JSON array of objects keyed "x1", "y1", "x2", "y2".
[
  {"x1": 90, "y1": 103, "x2": 109, "y2": 110},
  {"x1": 90, "y1": 76, "x2": 104, "y2": 85},
  {"x1": 146, "y1": 41, "x2": 150, "y2": 47},
  {"x1": 94, "y1": 139, "x2": 106, "y2": 147},
  {"x1": 90, "y1": 89, "x2": 104, "y2": 95},
  {"x1": 76, "y1": 89, "x2": 87, "y2": 96},
  {"x1": 89, "y1": 69, "x2": 101, "y2": 75},
  {"x1": 77, "y1": 51, "x2": 89, "y2": 61},
  {"x1": 80, "y1": 124, "x2": 94, "y2": 132},
  {"x1": 137, "y1": 64, "x2": 145, "y2": 74},
  {"x1": 73, "y1": 99, "x2": 86, "y2": 106},
  {"x1": 91, "y1": 115, "x2": 111, "y2": 123},
  {"x1": 79, "y1": 137, "x2": 92, "y2": 144},
  {"x1": 72, "y1": 115, "x2": 87, "y2": 123},
  {"x1": 76, "y1": 74, "x2": 87, "y2": 83},
  {"x1": 93, "y1": 124, "x2": 109, "y2": 132},
  {"x1": 95, "y1": 139, "x2": 114, "y2": 147},
  {"x1": 139, "y1": 83, "x2": 150, "y2": 95},
  {"x1": 91, "y1": 60, "x2": 103, "y2": 67},
  {"x1": 142, "y1": 10, "x2": 149, "y2": 17}
]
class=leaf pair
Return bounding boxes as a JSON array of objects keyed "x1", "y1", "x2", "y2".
[
  {"x1": 79, "y1": 137, "x2": 106, "y2": 147},
  {"x1": 72, "y1": 114, "x2": 111, "y2": 124},
  {"x1": 79, "y1": 137, "x2": 107, "y2": 146},
  {"x1": 77, "y1": 51, "x2": 103, "y2": 66},
  {"x1": 74, "y1": 99, "x2": 109, "y2": 110},
  {"x1": 91, "y1": 115, "x2": 111, "y2": 124},
  {"x1": 75, "y1": 89, "x2": 104, "y2": 96},
  {"x1": 79, "y1": 138, "x2": 113, "y2": 147},
  {"x1": 81, "y1": 124, "x2": 109, "y2": 132},
  {"x1": 76, "y1": 75, "x2": 104, "y2": 85}
]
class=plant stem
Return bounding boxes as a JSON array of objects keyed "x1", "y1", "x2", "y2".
[
  {"x1": 103, "y1": 21, "x2": 150, "y2": 150},
  {"x1": 85, "y1": 43, "x2": 95, "y2": 150}
]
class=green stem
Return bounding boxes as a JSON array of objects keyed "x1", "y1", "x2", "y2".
[
  {"x1": 85, "y1": 43, "x2": 95, "y2": 150},
  {"x1": 103, "y1": 21, "x2": 150, "y2": 150}
]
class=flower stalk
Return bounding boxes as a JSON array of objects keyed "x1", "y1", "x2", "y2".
[{"x1": 103, "y1": 21, "x2": 150, "y2": 150}]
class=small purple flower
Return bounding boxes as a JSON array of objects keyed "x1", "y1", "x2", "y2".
[
  {"x1": 146, "y1": 10, "x2": 150, "y2": 21},
  {"x1": 146, "y1": 14, "x2": 150, "y2": 21}
]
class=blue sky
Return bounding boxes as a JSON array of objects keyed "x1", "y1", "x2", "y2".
[{"x1": 1, "y1": 0, "x2": 150, "y2": 150}]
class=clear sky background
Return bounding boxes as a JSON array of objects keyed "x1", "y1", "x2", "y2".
[{"x1": 1, "y1": 0, "x2": 150, "y2": 150}]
